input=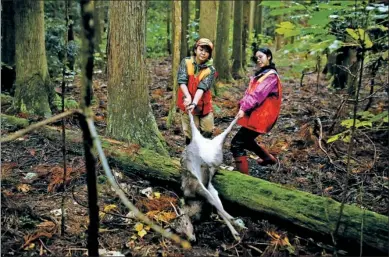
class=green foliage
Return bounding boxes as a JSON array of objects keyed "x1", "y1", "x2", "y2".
[
  {"x1": 44, "y1": 2, "x2": 81, "y2": 79},
  {"x1": 53, "y1": 94, "x2": 79, "y2": 111},
  {"x1": 327, "y1": 111, "x2": 388, "y2": 143},
  {"x1": 266, "y1": 0, "x2": 388, "y2": 80},
  {"x1": 146, "y1": 1, "x2": 170, "y2": 57}
]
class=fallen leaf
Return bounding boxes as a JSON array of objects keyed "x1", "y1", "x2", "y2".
[
  {"x1": 153, "y1": 192, "x2": 161, "y2": 199},
  {"x1": 17, "y1": 184, "x2": 31, "y2": 193},
  {"x1": 138, "y1": 229, "x2": 147, "y2": 238},
  {"x1": 134, "y1": 222, "x2": 143, "y2": 232}
]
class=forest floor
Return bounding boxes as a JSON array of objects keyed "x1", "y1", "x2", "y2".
[{"x1": 1, "y1": 57, "x2": 388, "y2": 257}]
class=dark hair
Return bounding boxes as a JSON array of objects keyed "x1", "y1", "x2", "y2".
[
  {"x1": 192, "y1": 43, "x2": 213, "y2": 59},
  {"x1": 251, "y1": 47, "x2": 276, "y2": 72}
]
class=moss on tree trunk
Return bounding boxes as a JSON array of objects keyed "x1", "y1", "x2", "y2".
[
  {"x1": 2, "y1": 114, "x2": 388, "y2": 254},
  {"x1": 107, "y1": 1, "x2": 168, "y2": 156},
  {"x1": 14, "y1": 0, "x2": 53, "y2": 117}
]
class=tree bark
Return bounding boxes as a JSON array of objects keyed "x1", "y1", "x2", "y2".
[
  {"x1": 2, "y1": 114, "x2": 388, "y2": 254},
  {"x1": 242, "y1": 0, "x2": 251, "y2": 69},
  {"x1": 254, "y1": 2, "x2": 263, "y2": 39},
  {"x1": 107, "y1": 1, "x2": 168, "y2": 156},
  {"x1": 1, "y1": 0, "x2": 15, "y2": 66},
  {"x1": 199, "y1": 0, "x2": 217, "y2": 43},
  {"x1": 180, "y1": 0, "x2": 189, "y2": 60},
  {"x1": 231, "y1": 1, "x2": 244, "y2": 79},
  {"x1": 195, "y1": 0, "x2": 200, "y2": 31},
  {"x1": 13, "y1": 0, "x2": 53, "y2": 117},
  {"x1": 215, "y1": 0, "x2": 233, "y2": 83},
  {"x1": 93, "y1": 0, "x2": 105, "y2": 54},
  {"x1": 167, "y1": 2, "x2": 172, "y2": 55},
  {"x1": 167, "y1": 0, "x2": 181, "y2": 128}
]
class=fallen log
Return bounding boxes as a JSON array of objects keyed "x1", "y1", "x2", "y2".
[{"x1": 2, "y1": 114, "x2": 388, "y2": 254}]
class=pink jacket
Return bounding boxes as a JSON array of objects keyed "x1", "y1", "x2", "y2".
[{"x1": 239, "y1": 74, "x2": 278, "y2": 112}]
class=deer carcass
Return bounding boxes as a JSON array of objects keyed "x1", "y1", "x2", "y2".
[{"x1": 176, "y1": 111, "x2": 246, "y2": 241}]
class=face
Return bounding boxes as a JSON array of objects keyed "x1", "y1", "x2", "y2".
[
  {"x1": 195, "y1": 45, "x2": 210, "y2": 63},
  {"x1": 255, "y1": 51, "x2": 271, "y2": 68}
]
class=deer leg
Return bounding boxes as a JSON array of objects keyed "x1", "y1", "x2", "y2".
[
  {"x1": 208, "y1": 182, "x2": 247, "y2": 231},
  {"x1": 195, "y1": 179, "x2": 240, "y2": 240}
]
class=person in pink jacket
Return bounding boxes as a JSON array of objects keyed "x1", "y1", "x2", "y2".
[{"x1": 231, "y1": 47, "x2": 282, "y2": 175}]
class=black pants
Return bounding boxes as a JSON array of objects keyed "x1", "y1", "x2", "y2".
[{"x1": 230, "y1": 127, "x2": 261, "y2": 157}]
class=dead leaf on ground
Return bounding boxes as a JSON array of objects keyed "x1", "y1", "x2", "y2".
[{"x1": 16, "y1": 184, "x2": 31, "y2": 193}]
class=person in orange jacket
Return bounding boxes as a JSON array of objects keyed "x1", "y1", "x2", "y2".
[
  {"x1": 176, "y1": 38, "x2": 216, "y2": 145},
  {"x1": 231, "y1": 47, "x2": 282, "y2": 175}
]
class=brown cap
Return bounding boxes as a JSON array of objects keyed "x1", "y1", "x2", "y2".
[{"x1": 196, "y1": 38, "x2": 214, "y2": 50}]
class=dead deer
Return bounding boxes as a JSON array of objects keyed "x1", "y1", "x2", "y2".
[{"x1": 176, "y1": 111, "x2": 246, "y2": 241}]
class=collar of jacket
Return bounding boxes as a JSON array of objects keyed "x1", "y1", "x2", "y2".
[
  {"x1": 191, "y1": 56, "x2": 213, "y2": 70},
  {"x1": 254, "y1": 67, "x2": 277, "y2": 79}
]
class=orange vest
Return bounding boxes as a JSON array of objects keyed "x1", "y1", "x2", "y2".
[
  {"x1": 177, "y1": 58, "x2": 213, "y2": 115},
  {"x1": 237, "y1": 71, "x2": 282, "y2": 133}
]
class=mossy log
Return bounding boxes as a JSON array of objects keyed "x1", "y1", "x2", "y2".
[{"x1": 2, "y1": 114, "x2": 388, "y2": 253}]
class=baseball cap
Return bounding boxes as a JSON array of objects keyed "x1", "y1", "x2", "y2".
[{"x1": 196, "y1": 38, "x2": 214, "y2": 50}]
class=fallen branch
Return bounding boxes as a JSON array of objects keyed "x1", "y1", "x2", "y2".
[
  {"x1": 0, "y1": 109, "x2": 80, "y2": 143},
  {"x1": 86, "y1": 117, "x2": 191, "y2": 249}
]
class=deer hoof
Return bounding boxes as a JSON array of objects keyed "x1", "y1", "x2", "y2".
[{"x1": 233, "y1": 218, "x2": 247, "y2": 230}]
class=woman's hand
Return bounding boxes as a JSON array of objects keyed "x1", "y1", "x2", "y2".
[
  {"x1": 236, "y1": 109, "x2": 245, "y2": 119},
  {"x1": 186, "y1": 102, "x2": 197, "y2": 112},
  {"x1": 184, "y1": 95, "x2": 192, "y2": 106}
]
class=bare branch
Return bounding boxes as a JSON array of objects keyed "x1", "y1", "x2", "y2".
[
  {"x1": 1, "y1": 109, "x2": 80, "y2": 143},
  {"x1": 86, "y1": 117, "x2": 191, "y2": 249}
]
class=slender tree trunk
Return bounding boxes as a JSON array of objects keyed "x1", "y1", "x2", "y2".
[
  {"x1": 249, "y1": 1, "x2": 255, "y2": 37},
  {"x1": 199, "y1": 0, "x2": 217, "y2": 43},
  {"x1": 231, "y1": 1, "x2": 244, "y2": 79},
  {"x1": 254, "y1": 2, "x2": 263, "y2": 38},
  {"x1": 180, "y1": 0, "x2": 189, "y2": 60},
  {"x1": 93, "y1": 0, "x2": 105, "y2": 53},
  {"x1": 67, "y1": 0, "x2": 75, "y2": 71},
  {"x1": 167, "y1": 2, "x2": 172, "y2": 55},
  {"x1": 195, "y1": 0, "x2": 200, "y2": 31},
  {"x1": 14, "y1": 0, "x2": 53, "y2": 117},
  {"x1": 107, "y1": 1, "x2": 168, "y2": 156},
  {"x1": 215, "y1": 0, "x2": 233, "y2": 83},
  {"x1": 275, "y1": 14, "x2": 283, "y2": 51},
  {"x1": 242, "y1": 0, "x2": 250, "y2": 69},
  {"x1": 167, "y1": 0, "x2": 182, "y2": 128}
]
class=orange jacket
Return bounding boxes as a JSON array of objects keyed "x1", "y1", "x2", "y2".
[
  {"x1": 177, "y1": 58, "x2": 213, "y2": 115},
  {"x1": 237, "y1": 70, "x2": 282, "y2": 133}
]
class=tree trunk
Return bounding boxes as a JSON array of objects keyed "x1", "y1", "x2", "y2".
[
  {"x1": 180, "y1": 0, "x2": 189, "y2": 60},
  {"x1": 275, "y1": 14, "x2": 283, "y2": 51},
  {"x1": 254, "y1": 2, "x2": 263, "y2": 38},
  {"x1": 93, "y1": 0, "x2": 105, "y2": 54},
  {"x1": 248, "y1": 1, "x2": 255, "y2": 38},
  {"x1": 67, "y1": 0, "x2": 75, "y2": 71},
  {"x1": 242, "y1": 0, "x2": 251, "y2": 69},
  {"x1": 195, "y1": 0, "x2": 200, "y2": 31},
  {"x1": 167, "y1": 0, "x2": 181, "y2": 128},
  {"x1": 199, "y1": 0, "x2": 217, "y2": 43},
  {"x1": 1, "y1": 0, "x2": 15, "y2": 66},
  {"x1": 107, "y1": 1, "x2": 168, "y2": 156},
  {"x1": 167, "y1": 2, "x2": 172, "y2": 55},
  {"x1": 231, "y1": 1, "x2": 244, "y2": 79},
  {"x1": 2, "y1": 114, "x2": 389, "y2": 255},
  {"x1": 1, "y1": 0, "x2": 16, "y2": 93},
  {"x1": 215, "y1": 0, "x2": 233, "y2": 83},
  {"x1": 13, "y1": 0, "x2": 53, "y2": 117}
]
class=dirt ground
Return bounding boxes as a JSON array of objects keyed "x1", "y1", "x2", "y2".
[{"x1": 1, "y1": 57, "x2": 388, "y2": 256}]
